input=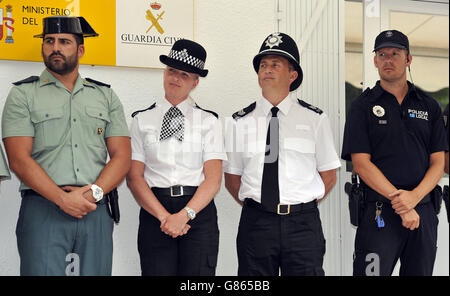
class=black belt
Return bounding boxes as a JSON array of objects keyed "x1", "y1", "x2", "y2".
[
  {"x1": 244, "y1": 198, "x2": 317, "y2": 215},
  {"x1": 151, "y1": 185, "x2": 198, "y2": 197},
  {"x1": 364, "y1": 187, "x2": 431, "y2": 205},
  {"x1": 21, "y1": 187, "x2": 109, "y2": 205}
]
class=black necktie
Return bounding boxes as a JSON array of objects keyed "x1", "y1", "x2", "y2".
[
  {"x1": 261, "y1": 107, "x2": 280, "y2": 210},
  {"x1": 160, "y1": 106, "x2": 184, "y2": 141}
]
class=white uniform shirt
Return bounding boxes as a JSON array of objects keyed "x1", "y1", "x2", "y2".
[
  {"x1": 131, "y1": 97, "x2": 227, "y2": 188},
  {"x1": 224, "y1": 95, "x2": 341, "y2": 204}
]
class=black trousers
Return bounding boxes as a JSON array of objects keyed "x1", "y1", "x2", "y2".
[
  {"x1": 237, "y1": 200, "x2": 326, "y2": 276},
  {"x1": 137, "y1": 194, "x2": 219, "y2": 276},
  {"x1": 353, "y1": 200, "x2": 438, "y2": 276}
]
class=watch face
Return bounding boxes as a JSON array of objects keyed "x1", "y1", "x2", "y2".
[
  {"x1": 185, "y1": 207, "x2": 196, "y2": 219},
  {"x1": 188, "y1": 211, "x2": 195, "y2": 219},
  {"x1": 91, "y1": 185, "x2": 103, "y2": 201},
  {"x1": 93, "y1": 187, "x2": 102, "y2": 196}
]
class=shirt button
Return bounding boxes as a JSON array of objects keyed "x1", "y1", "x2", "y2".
[
  {"x1": 99, "y1": 113, "x2": 102, "y2": 117},
  {"x1": 45, "y1": 114, "x2": 49, "y2": 117},
  {"x1": 73, "y1": 118, "x2": 77, "y2": 122},
  {"x1": 76, "y1": 168, "x2": 80, "y2": 172},
  {"x1": 74, "y1": 144, "x2": 78, "y2": 148}
]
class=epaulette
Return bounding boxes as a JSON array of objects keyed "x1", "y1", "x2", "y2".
[
  {"x1": 195, "y1": 103, "x2": 218, "y2": 119},
  {"x1": 13, "y1": 76, "x2": 39, "y2": 86},
  {"x1": 297, "y1": 99, "x2": 323, "y2": 114},
  {"x1": 412, "y1": 85, "x2": 433, "y2": 101},
  {"x1": 232, "y1": 102, "x2": 256, "y2": 120},
  {"x1": 85, "y1": 78, "x2": 111, "y2": 88},
  {"x1": 131, "y1": 103, "x2": 156, "y2": 118},
  {"x1": 361, "y1": 87, "x2": 371, "y2": 97}
]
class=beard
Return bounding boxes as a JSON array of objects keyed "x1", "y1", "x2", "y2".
[{"x1": 43, "y1": 51, "x2": 78, "y2": 75}]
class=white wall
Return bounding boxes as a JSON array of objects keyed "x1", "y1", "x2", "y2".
[{"x1": 0, "y1": 0, "x2": 277, "y2": 276}]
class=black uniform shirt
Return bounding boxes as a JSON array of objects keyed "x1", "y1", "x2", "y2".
[{"x1": 342, "y1": 81, "x2": 448, "y2": 188}]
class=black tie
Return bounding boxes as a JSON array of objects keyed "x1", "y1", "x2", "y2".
[
  {"x1": 261, "y1": 107, "x2": 280, "y2": 210},
  {"x1": 160, "y1": 106, "x2": 184, "y2": 141}
]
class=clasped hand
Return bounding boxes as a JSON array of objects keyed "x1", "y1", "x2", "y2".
[
  {"x1": 160, "y1": 211, "x2": 191, "y2": 238},
  {"x1": 389, "y1": 190, "x2": 421, "y2": 230}
]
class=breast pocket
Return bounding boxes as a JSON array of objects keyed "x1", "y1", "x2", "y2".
[
  {"x1": 142, "y1": 128, "x2": 160, "y2": 163},
  {"x1": 31, "y1": 107, "x2": 65, "y2": 149},
  {"x1": 181, "y1": 134, "x2": 203, "y2": 169},
  {"x1": 283, "y1": 137, "x2": 316, "y2": 180},
  {"x1": 85, "y1": 106, "x2": 111, "y2": 148}
]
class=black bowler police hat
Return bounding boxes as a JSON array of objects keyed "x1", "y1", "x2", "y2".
[
  {"x1": 160, "y1": 39, "x2": 208, "y2": 77},
  {"x1": 253, "y1": 32, "x2": 303, "y2": 91},
  {"x1": 373, "y1": 30, "x2": 409, "y2": 53},
  {"x1": 34, "y1": 16, "x2": 99, "y2": 38}
]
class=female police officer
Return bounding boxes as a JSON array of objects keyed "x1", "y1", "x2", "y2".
[{"x1": 127, "y1": 39, "x2": 226, "y2": 276}]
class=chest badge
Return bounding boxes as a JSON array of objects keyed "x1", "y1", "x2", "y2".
[
  {"x1": 372, "y1": 105, "x2": 385, "y2": 117},
  {"x1": 97, "y1": 128, "x2": 103, "y2": 135}
]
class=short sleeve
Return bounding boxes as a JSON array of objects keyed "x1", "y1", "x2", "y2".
[
  {"x1": 223, "y1": 118, "x2": 244, "y2": 175},
  {"x1": 130, "y1": 116, "x2": 145, "y2": 163},
  {"x1": 202, "y1": 116, "x2": 227, "y2": 163},
  {"x1": 0, "y1": 145, "x2": 11, "y2": 181},
  {"x1": 315, "y1": 114, "x2": 341, "y2": 172},
  {"x1": 1, "y1": 86, "x2": 35, "y2": 138},
  {"x1": 104, "y1": 89, "x2": 130, "y2": 138},
  {"x1": 341, "y1": 99, "x2": 371, "y2": 161},
  {"x1": 429, "y1": 100, "x2": 448, "y2": 153}
]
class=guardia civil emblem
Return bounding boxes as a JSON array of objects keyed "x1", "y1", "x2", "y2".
[{"x1": 372, "y1": 105, "x2": 385, "y2": 117}]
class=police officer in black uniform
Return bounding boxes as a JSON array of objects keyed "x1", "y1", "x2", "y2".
[{"x1": 342, "y1": 30, "x2": 448, "y2": 276}]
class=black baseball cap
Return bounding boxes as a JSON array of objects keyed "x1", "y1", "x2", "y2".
[{"x1": 373, "y1": 30, "x2": 409, "y2": 52}]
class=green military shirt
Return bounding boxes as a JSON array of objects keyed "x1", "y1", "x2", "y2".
[
  {"x1": 0, "y1": 146, "x2": 10, "y2": 181},
  {"x1": 1, "y1": 69, "x2": 130, "y2": 190}
]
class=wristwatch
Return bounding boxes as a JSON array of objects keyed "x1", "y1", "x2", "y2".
[
  {"x1": 90, "y1": 184, "x2": 104, "y2": 202},
  {"x1": 184, "y1": 207, "x2": 196, "y2": 220}
]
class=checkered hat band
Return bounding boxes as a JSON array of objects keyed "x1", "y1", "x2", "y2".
[{"x1": 168, "y1": 49, "x2": 205, "y2": 70}]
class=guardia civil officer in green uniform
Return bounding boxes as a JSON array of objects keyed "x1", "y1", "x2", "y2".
[
  {"x1": 0, "y1": 147, "x2": 10, "y2": 183},
  {"x1": 1, "y1": 16, "x2": 131, "y2": 276}
]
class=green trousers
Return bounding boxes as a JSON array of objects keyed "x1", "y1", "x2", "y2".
[{"x1": 16, "y1": 192, "x2": 114, "y2": 276}]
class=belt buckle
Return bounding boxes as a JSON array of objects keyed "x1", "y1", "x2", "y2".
[
  {"x1": 170, "y1": 186, "x2": 184, "y2": 197},
  {"x1": 277, "y1": 204, "x2": 290, "y2": 215}
]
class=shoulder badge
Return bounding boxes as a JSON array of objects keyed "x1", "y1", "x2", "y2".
[
  {"x1": 232, "y1": 102, "x2": 256, "y2": 120},
  {"x1": 194, "y1": 103, "x2": 218, "y2": 119},
  {"x1": 132, "y1": 103, "x2": 156, "y2": 118},
  {"x1": 297, "y1": 99, "x2": 323, "y2": 114},
  {"x1": 13, "y1": 76, "x2": 39, "y2": 86},
  {"x1": 85, "y1": 78, "x2": 111, "y2": 88}
]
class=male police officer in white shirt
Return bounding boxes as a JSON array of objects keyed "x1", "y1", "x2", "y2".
[
  {"x1": 224, "y1": 33, "x2": 341, "y2": 276},
  {"x1": 127, "y1": 39, "x2": 226, "y2": 276}
]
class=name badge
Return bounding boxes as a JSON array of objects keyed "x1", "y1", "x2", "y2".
[{"x1": 378, "y1": 120, "x2": 387, "y2": 125}]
